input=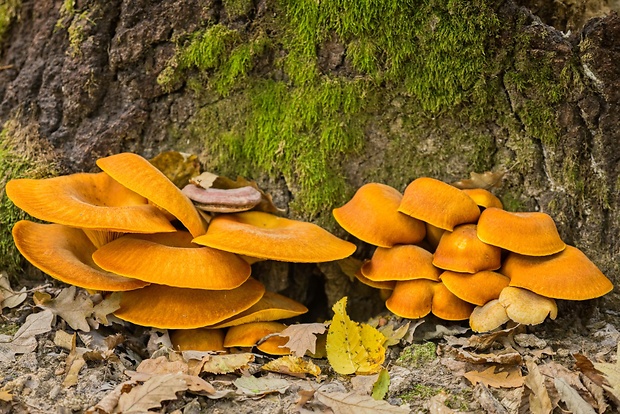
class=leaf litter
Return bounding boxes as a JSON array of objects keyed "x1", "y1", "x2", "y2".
[{"x1": 2, "y1": 282, "x2": 620, "y2": 414}]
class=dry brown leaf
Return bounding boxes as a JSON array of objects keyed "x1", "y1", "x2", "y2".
[
  {"x1": 463, "y1": 366, "x2": 525, "y2": 388},
  {"x1": 588, "y1": 343, "x2": 620, "y2": 403},
  {"x1": 86, "y1": 379, "x2": 137, "y2": 414},
  {"x1": 378, "y1": 321, "x2": 410, "y2": 347},
  {"x1": 63, "y1": 357, "x2": 86, "y2": 388},
  {"x1": 450, "y1": 347, "x2": 522, "y2": 365},
  {"x1": 233, "y1": 375, "x2": 290, "y2": 397},
  {"x1": 316, "y1": 390, "x2": 410, "y2": 414},
  {"x1": 54, "y1": 330, "x2": 76, "y2": 351},
  {"x1": 295, "y1": 389, "x2": 317, "y2": 412},
  {"x1": 91, "y1": 293, "x2": 121, "y2": 328},
  {"x1": 538, "y1": 361, "x2": 598, "y2": 408},
  {"x1": 574, "y1": 353, "x2": 607, "y2": 387},
  {"x1": 428, "y1": 392, "x2": 458, "y2": 414},
  {"x1": 452, "y1": 170, "x2": 505, "y2": 190},
  {"x1": 466, "y1": 325, "x2": 524, "y2": 351},
  {"x1": 0, "y1": 389, "x2": 12, "y2": 402},
  {"x1": 36, "y1": 286, "x2": 94, "y2": 332},
  {"x1": 262, "y1": 355, "x2": 321, "y2": 377},
  {"x1": 580, "y1": 374, "x2": 609, "y2": 413},
  {"x1": 553, "y1": 377, "x2": 596, "y2": 414},
  {"x1": 279, "y1": 323, "x2": 327, "y2": 357},
  {"x1": 472, "y1": 383, "x2": 509, "y2": 414},
  {"x1": 523, "y1": 360, "x2": 553, "y2": 414},
  {"x1": 200, "y1": 353, "x2": 255, "y2": 374},
  {"x1": 0, "y1": 309, "x2": 54, "y2": 362},
  {"x1": 115, "y1": 373, "x2": 188, "y2": 413},
  {"x1": 136, "y1": 355, "x2": 189, "y2": 375},
  {"x1": 0, "y1": 272, "x2": 27, "y2": 309}
]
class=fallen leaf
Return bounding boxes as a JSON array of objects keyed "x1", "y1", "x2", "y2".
[
  {"x1": 452, "y1": 170, "x2": 505, "y2": 190},
  {"x1": 538, "y1": 361, "x2": 597, "y2": 408},
  {"x1": 150, "y1": 151, "x2": 201, "y2": 189},
  {"x1": 116, "y1": 373, "x2": 187, "y2": 413},
  {"x1": 326, "y1": 297, "x2": 386, "y2": 375},
  {"x1": 262, "y1": 355, "x2": 321, "y2": 377},
  {"x1": 371, "y1": 368, "x2": 390, "y2": 400},
  {"x1": 86, "y1": 379, "x2": 137, "y2": 414},
  {"x1": 91, "y1": 293, "x2": 121, "y2": 327},
  {"x1": 523, "y1": 360, "x2": 552, "y2": 414},
  {"x1": 445, "y1": 347, "x2": 522, "y2": 365},
  {"x1": 295, "y1": 389, "x2": 316, "y2": 412},
  {"x1": 279, "y1": 323, "x2": 327, "y2": 357},
  {"x1": 0, "y1": 310, "x2": 54, "y2": 362},
  {"x1": 200, "y1": 353, "x2": 255, "y2": 374},
  {"x1": 574, "y1": 353, "x2": 607, "y2": 387},
  {"x1": 463, "y1": 366, "x2": 524, "y2": 388},
  {"x1": 428, "y1": 392, "x2": 457, "y2": 414},
  {"x1": 553, "y1": 377, "x2": 596, "y2": 414},
  {"x1": 136, "y1": 355, "x2": 189, "y2": 375},
  {"x1": 590, "y1": 343, "x2": 620, "y2": 402},
  {"x1": 54, "y1": 330, "x2": 76, "y2": 351},
  {"x1": 580, "y1": 374, "x2": 609, "y2": 413},
  {"x1": 0, "y1": 272, "x2": 27, "y2": 309},
  {"x1": 472, "y1": 383, "x2": 510, "y2": 414},
  {"x1": 316, "y1": 390, "x2": 409, "y2": 414},
  {"x1": 36, "y1": 286, "x2": 94, "y2": 332},
  {"x1": 351, "y1": 373, "x2": 379, "y2": 395},
  {"x1": 0, "y1": 389, "x2": 12, "y2": 402},
  {"x1": 233, "y1": 375, "x2": 290, "y2": 397},
  {"x1": 63, "y1": 356, "x2": 86, "y2": 388},
  {"x1": 378, "y1": 321, "x2": 410, "y2": 347},
  {"x1": 466, "y1": 325, "x2": 524, "y2": 351}
]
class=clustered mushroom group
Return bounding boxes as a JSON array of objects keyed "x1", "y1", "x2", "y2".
[
  {"x1": 7, "y1": 152, "x2": 356, "y2": 353},
  {"x1": 333, "y1": 177, "x2": 613, "y2": 332}
]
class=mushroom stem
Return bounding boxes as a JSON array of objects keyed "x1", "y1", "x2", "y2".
[{"x1": 182, "y1": 184, "x2": 263, "y2": 212}]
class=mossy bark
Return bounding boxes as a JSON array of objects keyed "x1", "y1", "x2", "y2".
[{"x1": 1, "y1": 0, "x2": 619, "y2": 314}]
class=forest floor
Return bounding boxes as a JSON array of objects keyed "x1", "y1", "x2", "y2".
[{"x1": 0, "y1": 273, "x2": 618, "y2": 414}]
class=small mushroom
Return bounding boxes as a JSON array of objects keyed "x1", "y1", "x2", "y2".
[
  {"x1": 332, "y1": 183, "x2": 426, "y2": 247},
  {"x1": 96, "y1": 153, "x2": 207, "y2": 237},
  {"x1": 361, "y1": 245, "x2": 440, "y2": 282},
  {"x1": 432, "y1": 224, "x2": 501, "y2": 273},
  {"x1": 469, "y1": 299, "x2": 510, "y2": 333},
  {"x1": 499, "y1": 286, "x2": 557, "y2": 326},
  {"x1": 502, "y1": 246, "x2": 613, "y2": 300},
  {"x1": 431, "y1": 283, "x2": 476, "y2": 321},
  {"x1": 192, "y1": 211, "x2": 356, "y2": 262},
  {"x1": 208, "y1": 291, "x2": 308, "y2": 328},
  {"x1": 12, "y1": 220, "x2": 148, "y2": 291},
  {"x1": 398, "y1": 177, "x2": 480, "y2": 231},
  {"x1": 113, "y1": 278, "x2": 265, "y2": 329},
  {"x1": 477, "y1": 208, "x2": 566, "y2": 256},
  {"x1": 170, "y1": 328, "x2": 226, "y2": 352},
  {"x1": 92, "y1": 231, "x2": 251, "y2": 290},
  {"x1": 462, "y1": 188, "x2": 503, "y2": 210},
  {"x1": 181, "y1": 184, "x2": 263, "y2": 213},
  {"x1": 223, "y1": 321, "x2": 290, "y2": 355},
  {"x1": 440, "y1": 270, "x2": 510, "y2": 306}
]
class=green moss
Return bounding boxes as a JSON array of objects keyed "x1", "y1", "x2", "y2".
[
  {"x1": 222, "y1": 0, "x2": 254, "y2": 19},
  {"x1": 0, "y1": 120, "x2": 57, "y2": 275},
  {"x1": 0, "y1": 0, "x2": 20, "y2": 46},
  {"x1": 0, "y1": 322, "x2": 19, "y2": 336},
  {"x1": 399, "y1": 384, "x2": 441, "y2": 402},
  {"x1": 397, "y1": 342, "x2": 437, "y2": 367}
]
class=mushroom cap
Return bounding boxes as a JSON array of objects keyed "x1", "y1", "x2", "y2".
[
  {"x1": 113, "y1": 278, "x2": 265, "y2": 329},
  {"x1": 431, "y1": 282, "x2": 475, "y2": 321},
  {"x1": 385, "y1": 279, "x2": 434, "y2": 319},
  {"x1": 425, "y1": 223, "x2": 445, "y2": 251},
  {"x1": 223, "y1": 321, "x2": 290, "y2": 355},
  {"x1": 6, "y1": 172, "x2": 176, "y2": 233},
  {"x1": 192, "y1": 211, "x2": 356, "y2": 262},
  {"x1": 208, "y1": 291, "x2": 308, "y2": 328},
  {"x1": 462, "y1": 188, "x2": 503, "y2": 210},
  {"x1": 92, "y1": 231, "x2": 251, "y2": 290},
  {"x1": 469, "y1": 299, "x2": 510, "y2": 333},
  {"x1": 332, "y1": 183, "x2": 426, "y2": 247},
  {"x1": 502, "y1": 246, "x2": 613, "y2": 300},
  {"x1": 354, "y1": 269, "x2": 397, "y2": 290},
  {"x1": 433, "y1": 224, "x2": 502, "y2": 273},
  {"x1": 440, "y1": 270, "x2": 510, "y2": 306},
  {"x1": 170, "y1": 328, "x2": 226, "y2": 352},
  {"x1": 12, "y1": 220, "x2": 148, "y2": 291},
  {"x1": 398, "y1": 177, "x2": 481, "y2": 231},
  {"x1": 499, "y1": 287, "x2": 557, "y2": 325},
  {"x1": 96, "y1": 153, "x2": 207, "y2": 237},
  {"x1": 361, "y1": 245, "x2": 440, "y2": 282},
  {"x1": 477, "y1": 208, "x2": 566, "y2": 256}
]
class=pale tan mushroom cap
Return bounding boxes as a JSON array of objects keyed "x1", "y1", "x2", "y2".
[
  {"x1": 462, "y1": 188, "x2": 503, "y2": 210},
  {"x1": 440, "y1": 270, "x2": 510, "y2": 306},
  {"x1": 398, "y1": 177, "x2": 481, "y2": 231},
  {"x1": 499, "y1": 286, "x2": 557, "y2": 325},
  {"x1": 208, "y1": 291, "x2": 308, "y2": 328},
  {"x1": 12, "y1": 220, "x2": 148, "y2": 291},
  {"x1": 502, "y1": 246, "x2": 613, "y2": 300},
  {"x1": 469, "y1": 299, "x2": 510, "y2": 333},
  {"x1": 114, "y1": 278, "x2": 265, "y2": 329},
  {"x1": 433, "y1": 224, "x2": 501, "y2": 273},
  {"x1": 333, "y1": 183, "x2": 426, "y2": 247},
  {"x1": 170, "y1": 328, "x2": 226, "y2": 352},
  {"x1": 477, "y1": 208, "x2": 566, "y2": 256},
  {"x1": 193, "y1": 211, "x2": 356, "y2": 262},
  {"x1": 6, "y1": 172, "x2": 176, "y2": 233},
  {"x1": 361, "y1": 245, "x2": 440, "y2": 282},
  {"x1": 97, "y1": 153, "x2": 207, "y2": 237},
  {"x1": 92, "y1": 231, "x2": 251, "y2": 290}
]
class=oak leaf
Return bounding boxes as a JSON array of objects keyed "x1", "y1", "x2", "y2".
[
  {"x1": 553, "y1": 377, "x2": 596, "y2": 414},
  {"x1": 326, "y1": 297, "x2": 386, "y2": 375},
  {"x1": 0, "y1": 272, "x2": 27, "y2": 309},
  {"x1": 589, "y1": 343, "x2": 620, "y2": 402},
  {"x1": 36, "y1": 286, "x2": 94, "y2": 332},
  {"x1": 463, "y1": 366, "x2": 524, "y2": 388},
  {"x1": 523, "y1": 360, "x2": 553, "y2": 414},
  {"x1": 91, "y1": 293, "x2": 121, "y2": 327},
  {"x1": 262, "y1": 355, "x2": 321, "y2": 377},
  {"x1": 316, "y1": 390, "x2": 409, "y2": 414},
  {"x1": 279, "y1": 323, "x2": 327, "y2": 357},
  {"x1": 115, "y1": 373, "x2": 187, "y2": 413},
  {"x1": 0, "y1": 310, "x2": 53, "y2": 362}
]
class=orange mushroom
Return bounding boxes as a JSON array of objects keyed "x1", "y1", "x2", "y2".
[
  {"x1": 431, "y1": 283, "x2": 475, "y2": 321},
  {"x1": 502, "y1": 246, "x2": 613, "y2": 300},
  {"x1": 96, "y1": 153, "x2": 207, "y2": 237},
  {"x1": 92, "y1": 231, "x2": 251, "y2": 290},
  {"x1": 192, "y1": 211, "x2": 356, "y2": 262},
  {"x1": 477, "y1": 208, "x2": 566, "y2": 256},
  {"x1": 432, "y1": 224, "x2": 501, "y2": 273},
  {"x1": 361, "y1": 245, "x2": 440, "y2": 282},
  {"x1": 113, "y1": 278, "x2": 265, "y2": 329},
  {"x1": 223, "y1": 321, "x2": 290, "y2": 355},
  {"x1": 170, "y1": 328, "x2": 226, "y2": 352},
  {"x1": 440, "y1": 270, "x2": 510, "y2": 306},
  {"x1": 462, "y1": 188, "x2": 503, "y2": 210},
  {"x1": 12, "y1": 220, "x2": 148, "y2": 291},
  {"x1": 398, "y1": 177, "x2": 480, "y2": 231},
  {"x1": 332, "y1": 183, "x2": 426, "y2": 247},
  {"x1": 385, "y1": 279, "x2": 434, "y2": 319}
]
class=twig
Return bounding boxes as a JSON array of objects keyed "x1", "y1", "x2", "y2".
[{"x1": 0, "y1": 65, "x2": 14, "y2": 71}]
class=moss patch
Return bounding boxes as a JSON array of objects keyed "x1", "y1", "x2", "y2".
[
  {"x1": 0, "y1": 120, "x2": 57, "y2": 275},
  {"x1": 0, "y1": 0, "x2": 20, "y2": 46},
  {"x1": 396, "y1": 342, "x2": 437, "y2": 367},
  {"x1": 399, "y1": 384, "x2": 442, "y2": 401}
]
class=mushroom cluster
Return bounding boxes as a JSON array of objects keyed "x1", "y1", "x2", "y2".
[
  {"x1": 7, "y1": 152, "x2": 356, "y2": 352},
  {"x1": 333, "y1": 178, "x2": 613, "y2": 332}
]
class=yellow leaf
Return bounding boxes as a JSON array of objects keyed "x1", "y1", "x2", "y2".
[
  {"x1": 463, "y1": 366, "x2": 524, "y2": 388},
  {"x1": 262, "y1": 355, "x2": 321, "y2": 377},
  {"x1": 0, "y1": 389, "x2": 12, "y2": 402},
  {"x1": 326, "y1": 297, "x2": 386, "y2": 375}
]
